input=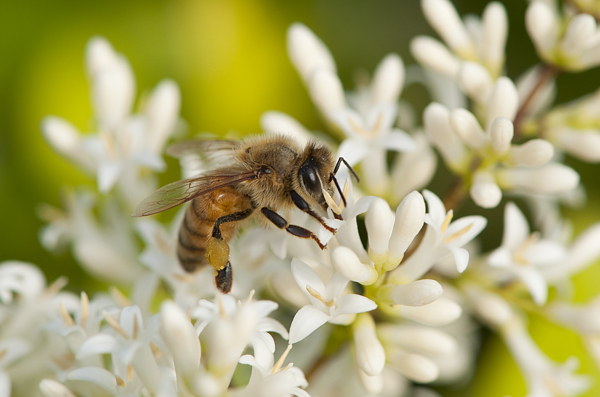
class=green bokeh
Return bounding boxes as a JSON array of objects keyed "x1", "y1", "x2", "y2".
[{"x1": 2, "y1": 0, "x2": 600, "y2": 395}]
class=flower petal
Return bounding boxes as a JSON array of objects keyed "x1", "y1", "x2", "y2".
[
  {"x1": 422, "y1": 190, "x2": 446, "y2": 225},
  {"x1": 444, "y1": 215, "x2": 487, "y2": 247},
  {"x1": 514, "y1": 266, "x2": 548, "y2": 306},
  {"x1": 291, "y1": 258, "x2": 326, "y2": 304},
  {"x1": 67, "y1": 367, "x2": 117, "y2": 396},
  {"x1": 382, "y1": 130, "x2": 417, "y2": 152},
  {"x1": 503, "y1": 202, "x2": 530, "y2": 250},
  {"x1": 334, "y1": 294, "x2": 378, "y2": 316},
  {"x1": 289, "y1": 305, "x2": 331, "y2": 344}
]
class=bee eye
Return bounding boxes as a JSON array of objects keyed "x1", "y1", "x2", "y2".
[
  {"x1": 299, "y1": 163, "x2": 321, "y2": 195},
  {"x1": 262, "y1": 167, "x2": 272, "y2": 175}
]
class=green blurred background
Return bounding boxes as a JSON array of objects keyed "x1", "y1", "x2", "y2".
[{"x1": 1, "y1": 0, "x2": 600, "y2": 395}]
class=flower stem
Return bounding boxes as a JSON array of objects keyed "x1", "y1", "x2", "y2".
[
  {"x1": 442, "y1": 175, "x2": 467, "y2": 211},
  {"x1": 513, "y1": 63, "x2": 560, "y2": 140}
]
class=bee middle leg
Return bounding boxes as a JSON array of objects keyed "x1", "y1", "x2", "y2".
[
  {"x1": 261, "y1": 207, "x2": 327, "y2": 250},
  {"x1": 208, "y1": 207, "x2": 254, "y2": 293},
  {"x1": 290, "y1": 191, "x2": 336, "y2": 233}
]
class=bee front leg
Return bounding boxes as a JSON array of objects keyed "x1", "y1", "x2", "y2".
[
  {"x1": 290, "y1": 191, "x2": 337, "y2": 234},
  {"x1": 261, "y1": 207, "x2": 327, "y2": 250}
]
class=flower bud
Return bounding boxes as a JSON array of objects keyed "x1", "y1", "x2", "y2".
[
  {"x1": 331, "y1": 246, "x2": 378, "y2": 285},
  {"x1": 287, "y1": 23, "x2": 336, "y2": 82},
  {"x1": 39, "y1": 379, "x2": 76, "y2": 397},
  {"x1": 378, "y1": 324, "x2": 457, "y2": 356},
  {"x1": 449, "y1": 108, "x2": 486, "y2": 149},
  {"x1": 421, "y1": 0, "x2": 475, "y2": 59},
  {"x1": 555, "y1": 128, "x2": 600, "y2": 162},
  {"x1": 497, "y1": 163, "x2": 580, "y2": 194},
  {"x1": 389, "y1": 279, "x2": 443, "y2": 307},
  {"x1": 387, "y1": 350, "x2": 439, "y2": 383},
  {"x1": 424, "y1": 103, "x2": 468, "y2": 172},
  {"x1": 470, "y1": 171, "x2": 502, "y2": 208},
  {"x1": 307, "y1": 69, "x2": 346, "y2": 114},
  {"x1": 526, "y1": 1, "x2": 557, "y2": 54},
  {"x1": 371, "y1": 53, "x2": 405, "y2": 105},
  {"x1": 486, "y1": 77, "x2": 518, "y2": 129},
  {"x1": 508, "y1": 139, "x2": 554, "y2": 166},
  {"x1": 365, "y1": 199, "x2": 395, "y2": 261},
  {"x1": 489, "y1": 117, "x2": 514, "y2": 155},
  {"x1": 467, "y1": 288, "x2": 513, "y2": 327},
  {"x1": 410, "y1": 36, "x2": 460, "y2": 77},
  {"x1": 395, "y1": 297, "x2": 462, "y2": 326},
  {"x1": 561, "y1": 14, "x2": 596, "y2": 58},
  {"x1": 357, "y1": 369, "x2": 383, "y2": 395},
  {"x1": 387, "y1": 191, "x2": 425, "y2": 269},
  {"x1": 457, "y1": 62, "x2": 493, "y2": 104},
  {"x1": 353, "y1": 313, "x2": 386, "y2": 376},
  {"x1": 481, "y1": 2, "x2": 508, "y2": 76}
]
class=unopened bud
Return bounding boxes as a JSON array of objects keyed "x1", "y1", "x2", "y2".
[
  {"x1": 287, "y1": 23, "x2": 336, "y2": 81},
  {"x1": 410, "y1": 36, "x2": 460, "y2": 77},
  {"x1": 555, "y1": 128, "x2": 600, "y2": 162},
  {"x1": 449, "y1": 108, "x2": 486, "y2": 149},
  {"x1": 525, "y1": 1, "x2": 558, "y2": 54},
  {"x1": 39, "y1": 379, "x2": 76, "y2": 397},
  {"x1": 424, "y1": 103, "x2": 468, "y2": 172},
  {"x1": 365, "y1": 199, "x2": 395, "y2": 261},
  {"x1": 489, "y1": 117, "x2": 514, "y2": 155},
  {"x1": 497, "y1": 163, "x2": 580, "y2": 194},
  {"x1": 486, "y1": 77, "x2": 519, "y2": 129},
  {"x1": 470, "y1": 171, "x2": 502, "y2": 208},
  {"x1": 371, "y1": 53, "x2": 405, "y2": 105},
  {"x1": 331, "y1": 246, "x2": 378, "y2": 285},
  {"x1": 353, "y1": 313, "x2": 386, "y2": 376},
  {"x1": 308, "y1": 69, "x2": 346, "y2": 114},
  {"x1": 387, "y1": 191, "x2": 426, "y2": 269},
  {"x1": 389, "y1": 279, "x2": 443, "y2": 306},
  {"x1": 421, "y1": 0, "x2": 475, "y2": 59},
  {"x1": 508, "y1": 139, "x2": 554, "y2": 166},
  {"x1": 457, "y1": 62, "x2": 493, "y2": 104}
]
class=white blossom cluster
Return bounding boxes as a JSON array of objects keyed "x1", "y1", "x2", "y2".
[{"x1": 4, "y1": 1, "x2": 600, "y2": 396}]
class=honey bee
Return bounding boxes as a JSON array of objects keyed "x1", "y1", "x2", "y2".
[{"x1": 132, "y1": 134, "x2": 356, "y2": 293}]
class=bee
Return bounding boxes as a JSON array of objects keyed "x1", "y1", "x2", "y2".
[{"x1": 132, "y1": 134, "x2": 356, "y2": 293}]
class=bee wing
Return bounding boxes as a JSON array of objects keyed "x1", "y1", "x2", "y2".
[
  {"x1": 166, "y1": 139, "x2": 242, "y2": 158},
  {"x1": 132, "y1": 169, "x2": 256, "y2": 217}
]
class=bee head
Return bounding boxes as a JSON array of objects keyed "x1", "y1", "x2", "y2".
[{"x1": 298, "y1": 143, "x2": 335, "y2": 208}]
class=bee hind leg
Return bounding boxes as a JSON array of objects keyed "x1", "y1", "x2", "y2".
[
  {"x1": 207, "y1": 207, "x2": 254, "y2": 293},
  {"x1": 261, "y1": 207, "x2": 327, "y2": 250},
  {"x1": 215, "y1": 261, "x2": 233, "y2": 293}
]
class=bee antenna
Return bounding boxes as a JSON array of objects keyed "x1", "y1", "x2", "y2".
[
  {"x1": 331, "y1": 157, "x2": 360, "y2": 183},
  {"x1": 330, "y1": 173, "x2": 347, "y2": 208}
]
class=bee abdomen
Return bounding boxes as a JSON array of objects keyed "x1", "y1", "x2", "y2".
[{"x1": 177, "y1": 202, "x2": 213, "y2": 272}]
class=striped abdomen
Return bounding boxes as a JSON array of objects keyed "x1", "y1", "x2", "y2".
[{"x1": 177, "y1": 186, "x2": 253, "y2": 272}]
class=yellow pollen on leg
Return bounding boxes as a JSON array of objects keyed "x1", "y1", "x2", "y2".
[
  {"x1": 444, "y1": 223, "x2": 474, "y2": 244},
  {"x1": 207, "y1": 237, "x2": 230, "y2": 271},
  {"x1": 306, "y1": 285, "x2": 335, "y2": 307}
]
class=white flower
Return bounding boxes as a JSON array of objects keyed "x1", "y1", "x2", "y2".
[
  {"x1": 41, "y1": 37, "x2": 181, "y2": 207},
  {"x1": 287, "y1": 23, "x2": 415, "y2": 195},
  {"x1": 487, "y1": 202, "x2": 567, "y2": 305},
  {"x1": 526, "y1": 1, "x2": 600, "y2": 71},
  {"x1": 288, "y1": 259, "x2": 377, "y2": 344},
  {"x1": 234, "y1": 345, "x2": 310, "y2": 397},
  {"x1": 389, "y1": 190, "x2": 486, "y2": 284}
]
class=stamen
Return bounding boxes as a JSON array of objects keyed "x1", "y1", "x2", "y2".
[
  {"x1": 444, "y1": 223, "x2": 473, "y2": 244},
  {"x1": 371, "y1": 112, "x2": 384, "y2": 135},
  {"x1": 116, "y1": 376, "x2": 126, "y2": 388},
  {"x1": 102, "y1": 311, "x2": 129, "y2": 339},
  {"x1": 173, "y1": 274, "x2": 195, "y2": 283},
  {"x1": 218, "y1": 295, "x2": 227, "y2": 318},
  {"x1": 155, "y1": 230, "x2": 171, "y2": 253},
  {"x1": 132, "y1": 315, "x2": 139, "y2": 340},
  {"x1": 440, "y1": 211, "x2": 453, "y2": 236},
  {"x1": 80, "y1": 291, "x2": 89, "y2": 330},
  {"x1": 45, "y1": 276, "x2": 68, "y2": 297},
  {"x1": 0, "y1": 349, "x2": 7, "y2": 361},
  {"x1": 271, "y1": 344, "x2": 293, "y2": 374},
  {"x1": 306, "y1": 285, "x2": 335, "y2": 307},
  {"x1": 514, "y1": 232, "x2": 539, "y2": 266},
  {"x1": 323, "y1": 190, "x2": 344, "y2": 215},
  {"x1": 246, "y1": 290, "x2": 256, "y2": 304},
  {"x1": 348, "y1": 117, "x2": 370, "y2": 138},
  {"x1": 127, "y1": 364, "x2": 134, "y2": 382},
  {"x1": 110, "y1": 287, "x2": 131, "y2": 308},
  {"x1": 343, "y1": 180, "x2": 350, "y2": 200},
  {"x1": 60, "y1": 303, "x2": 75, "y2": 327},
  {"x1": 150, "y1": 342, "x2": 163, "y2": 359}
]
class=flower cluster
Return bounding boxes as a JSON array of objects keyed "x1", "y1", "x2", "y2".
[{"x1": 4, "y1": 1, "x2": 600, "y2": 396}]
